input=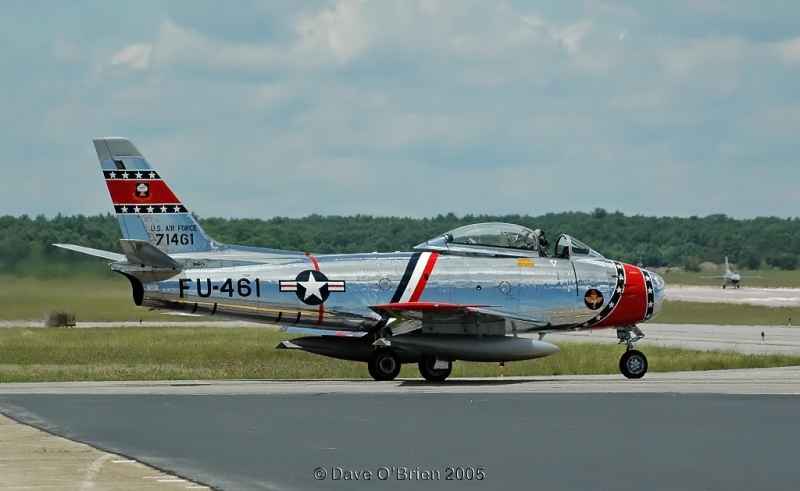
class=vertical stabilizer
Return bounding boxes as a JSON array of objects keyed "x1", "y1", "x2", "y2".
[{"x1": 94, "y1": 137, "x2": 217, "y2": 254}]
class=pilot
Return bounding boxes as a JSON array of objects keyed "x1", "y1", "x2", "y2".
[{"x1": 533, "y1": 229, "x2": 549, "y2": 256}]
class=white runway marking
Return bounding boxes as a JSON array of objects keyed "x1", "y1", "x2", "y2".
[{"x1": 80, "y1": 453, "x2": 114, "y2": 490}]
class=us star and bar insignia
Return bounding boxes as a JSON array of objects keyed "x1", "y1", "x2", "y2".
[{"x1": 280, "y1": 270, "x2": 346, "y2": 305}]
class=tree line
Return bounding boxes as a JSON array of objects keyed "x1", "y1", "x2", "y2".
[{"x1": 1, "y1": 209, "x2": 799, "y2": 277}]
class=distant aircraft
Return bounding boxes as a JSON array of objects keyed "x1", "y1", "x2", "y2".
[
  {"x1": 56, "y1": 137, "x2": 665, "y2": 381},
  {"x1": 706, "y1": 257, "x2": 745, "y2": 289}
]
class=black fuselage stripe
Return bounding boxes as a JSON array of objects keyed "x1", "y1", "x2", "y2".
[{"x1": 391, "y1": 253, "x2": 421, "y2": 303}]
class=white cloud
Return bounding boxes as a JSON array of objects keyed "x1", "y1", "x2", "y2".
[
  {"x1": 152, "y1": 19, "x2": 286, "y2": 72},
  {"x1": 775, "y1": 37, "x2": 800, "y2": 64},
  {"x1": 111, "y1": 43, "x2": 153, "y2": 69},
  {"x1": 292, "y1": 0, "x2": 373, "y2": 64},
  {"x1": 658, "y1": 36, "x2": 749, "y2": 94}
]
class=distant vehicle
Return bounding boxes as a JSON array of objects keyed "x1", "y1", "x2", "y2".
[
  {"x1": 56, "y1": 137, "x2": 666, "y2": 381},
  {"x1": 706, "y1": 257, "x2": 747, "y2": 289}
]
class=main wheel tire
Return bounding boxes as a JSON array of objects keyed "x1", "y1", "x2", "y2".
[
  {"x1": 368, "y1": 349, "x2": 401, "y2": 381},
  {"x1": 418, "y1": 355, "x2": 452, "y2": 382},
  {"x1": 619, "y1": 350, "x2": 648, "y2": 379}
]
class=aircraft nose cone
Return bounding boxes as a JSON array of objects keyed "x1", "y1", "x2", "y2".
[{"x1": 649, "y1": 270, "x2": 665, "y2": 318}]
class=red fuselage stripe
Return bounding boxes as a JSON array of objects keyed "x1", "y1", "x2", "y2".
[
  {"x1": 305, "y1": 253, "x2": 324, "y2": 325},
  {"x1": 306, "y1": 252, "x2": 320, "y2": 271},
  {"x1": 408, "y1": 252, "x2": 439, "y2": 302}
]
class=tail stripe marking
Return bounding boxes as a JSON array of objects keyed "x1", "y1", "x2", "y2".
[
  {"x1": 114, "y1": 204, "x2": 188, "y2": 214},
  {"x1": 103, "y1": 170, "x2": 160, "y2": 179},
  {"x1": 105, "y1": 180, "x2": 181, "y2": 206}
]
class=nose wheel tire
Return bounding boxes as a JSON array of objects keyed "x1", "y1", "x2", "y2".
[
  {"x1": 418, "y1": 355, "x2": 452, "y2": 382},
  {"x1": 368, "y1": 349, "x2": 401, "y2": 381},
  {"x1": 620, "y1": 350, "x2": 648, "y2": 379}
]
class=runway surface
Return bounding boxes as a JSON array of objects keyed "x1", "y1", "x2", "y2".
[
  {"x1": 2, "y1": 286, "x2": 800, "y2": 489},
  {"x1": 545, "y1": 322, "x2": 800, "y2": 354},
  {"x1": 1, "y1": 371, "x2": 800, "y2": 490},
  {"x1": 665, "y1": 285, "x2": 800, "y2": 306}
]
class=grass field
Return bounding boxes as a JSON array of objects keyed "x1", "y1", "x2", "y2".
[
  {"x1": 0, "y1": 276, "x2": 188, "y2": 323},
  {"x1": 1, "y1": 326, "x2": 799, "y2": 383}
]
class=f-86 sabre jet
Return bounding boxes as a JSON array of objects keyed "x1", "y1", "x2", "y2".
[{"x1": 56, "y1": 137, "x2": 665, "y2": 382}]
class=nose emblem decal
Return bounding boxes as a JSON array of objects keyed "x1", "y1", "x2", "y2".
[{"x1": 584, "y1": 289, "x2": 604, "y2": 310}]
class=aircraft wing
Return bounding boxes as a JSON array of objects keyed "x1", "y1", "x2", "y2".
[
  {"x1": 369, "y1": 301, "x2": 550, "y2": 336},
  {"x1": 469, "y1": 306, "x2": 550, "y2": 327}
]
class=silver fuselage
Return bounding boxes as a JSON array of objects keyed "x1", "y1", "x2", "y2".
[{"x1": 123, "y1": 251, "x2": 663, "y2": 335}]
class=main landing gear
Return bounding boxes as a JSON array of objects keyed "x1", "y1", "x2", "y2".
[
  {"x1": 367, "y1": 349, "x2": 454, "y2": 382},
  {"x1": 368, "y1": 349, "x2": 401, "y2": 381},
  {"x1": 617, "y1": 326, "x2": 648, "y2": 379},
  {"x1": 418, "y1": 354, "x2": 453, "y2": 382}
]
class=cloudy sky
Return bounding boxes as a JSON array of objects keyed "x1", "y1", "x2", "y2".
[{"x1": 2, "y1": 1, "x2": 799, "y2": 220}]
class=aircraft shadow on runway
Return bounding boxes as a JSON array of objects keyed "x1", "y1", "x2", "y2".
[{"x1": 398, "y1": 378, "x2": 544, "y2": 387}]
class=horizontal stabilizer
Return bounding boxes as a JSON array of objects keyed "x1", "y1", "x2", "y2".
[
  {"x1": 120, "y1": 239, "x2": 182, "y2": 269},
  {"x1": 53, "y1": 244, "x2": 125, "y2": 262}
]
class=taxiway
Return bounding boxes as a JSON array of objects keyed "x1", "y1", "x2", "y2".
[{"x1": 2, "y1": 371, "x2": 800, "y2": 490}]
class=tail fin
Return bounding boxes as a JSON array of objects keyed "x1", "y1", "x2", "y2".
[
  {"x1": 94, "y1": 137, "x2": 217, "y2": 254},
  {"x1": 724, "y1": 256, "x2": 731, "y2": 273}
]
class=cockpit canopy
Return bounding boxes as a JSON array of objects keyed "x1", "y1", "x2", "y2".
[{"x1": 414, "y1": 222, "x2": 604, "y2": 259}]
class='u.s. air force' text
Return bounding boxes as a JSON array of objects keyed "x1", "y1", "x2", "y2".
[
  {"x1": 150, "y1": 224, "x2": 198, "y2": 246},
  {"x1": 179, "y1": 278, "x2": 262, "y2": 298}
]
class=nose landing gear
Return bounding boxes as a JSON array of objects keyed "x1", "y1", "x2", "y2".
[{"x1": 617, "y1": 326, "x2": 648, "y2": 379}]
